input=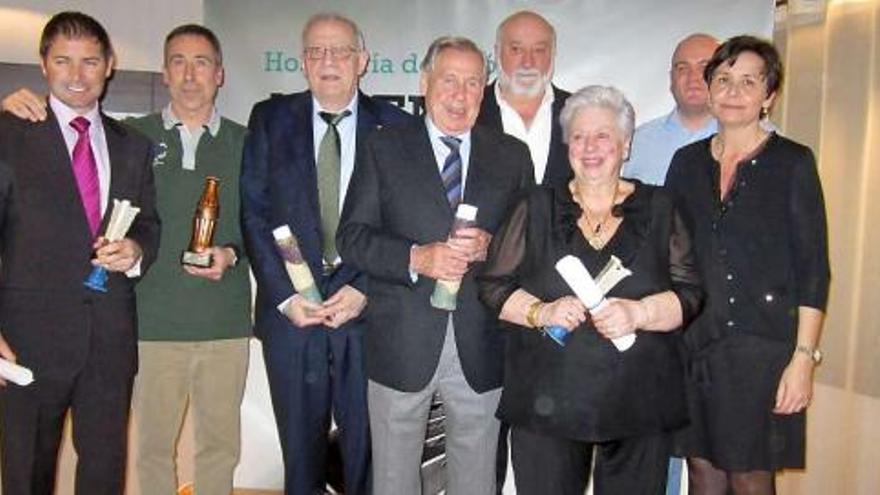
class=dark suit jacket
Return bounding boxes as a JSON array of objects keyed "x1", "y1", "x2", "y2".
[
  {"x1": 0, "y1": 109, "x2": 160, "y2": 380},
  {"x1": 477, "y1": 82, "x2": 572, "y2": 188},
  {"x1": 240, "y1": 90, "x2": 413, "y2": 339},
  {"x1": 337, "y1": 120, "x2": 534, "y2": 393}
]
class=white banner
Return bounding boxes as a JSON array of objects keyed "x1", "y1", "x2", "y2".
[
  {"x1": 204, "y1": 0, "x2": 775, "y2": 490},
  {"x1": 208, "y1": 0, "x2": 773, "y2": 126}
]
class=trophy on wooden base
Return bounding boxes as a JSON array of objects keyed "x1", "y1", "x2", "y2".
[{"x1": 181, "y1": 177, "x2": 220, "y2": 268}]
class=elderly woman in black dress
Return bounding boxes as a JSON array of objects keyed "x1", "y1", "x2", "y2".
[
  {"x1": 478, "y1": 85, "x2": 703, "y2": 494},
  {"x1": 665, "y1": 36, "x2": 830, "y2": 495}
]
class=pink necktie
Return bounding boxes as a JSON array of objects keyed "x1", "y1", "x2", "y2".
[{"x1": 69, "y1": 116, "x2": 101, "y2": 235}]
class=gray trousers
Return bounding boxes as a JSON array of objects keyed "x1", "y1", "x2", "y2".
[{"x1": 368, "y1": 317, "x2": 502, "y2": 495}]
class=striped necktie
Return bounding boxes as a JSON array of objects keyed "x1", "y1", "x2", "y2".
[{"x1": 439, "y1": 135, "x2": 462, "y2": 210}]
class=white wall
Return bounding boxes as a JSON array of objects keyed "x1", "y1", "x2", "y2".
[{"x1": 0, "y1": 0, "x2": 202, "y2": 70}]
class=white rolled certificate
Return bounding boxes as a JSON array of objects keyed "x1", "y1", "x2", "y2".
[
  {"x1": 0, "y1": 358, "x2": 34, "y2": 386},
  {"x1": 554, "y1": 255, "x2": 636, "y2": 352},
  {"x1": 431, "y1": 204, "x2": 478, "y2": 311},
  {"x1": 104, "y1": 199, "x2": 141, "y2": 241},
  {"x1": 84, "y1": 198, "x2": 142, "y2": 293},
  {"x1": 272, "y1": 225, "x2": 322, "y2": 304}
]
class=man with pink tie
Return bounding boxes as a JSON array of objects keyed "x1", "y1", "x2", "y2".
[{"x1": 0, "y1": 11, "x2": 159, "y2": 494}]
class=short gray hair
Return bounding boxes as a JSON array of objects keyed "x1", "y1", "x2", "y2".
[
  {"x1": 420, "y1": 36, "x2": 487, "y2": 81},
  {"x1": 560, "y1": 85, "x2": 635, "y2": 144},
  {"x1": 301, "y1": 12, "x2": 366, "y2": 51}
]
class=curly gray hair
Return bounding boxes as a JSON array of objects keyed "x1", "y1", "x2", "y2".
[{"x1": 559, "y1": 85, "x2": 635, "y2": 144}]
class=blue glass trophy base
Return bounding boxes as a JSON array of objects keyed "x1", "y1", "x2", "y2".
[
  {"x1": 543, "y1": 325, "x2": 570, "y2": 346},
  {"x1": 84, "y1": 266, "x2": 109, "y2": 292}
]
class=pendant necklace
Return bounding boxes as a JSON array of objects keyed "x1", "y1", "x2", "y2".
[
  {"x1": 578, "y1": 181, "x2": 619, "y2": 250},
  {"x1": 583, "y1": 209, "x2": 611, "y2": 249}
]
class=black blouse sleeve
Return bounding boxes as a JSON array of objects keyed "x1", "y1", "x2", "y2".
[
  {"x1": 668, "y1": 202, "x2": 704, "y2": 327},
  {"x1": 478, "y1": 196, "x2": 530, "y2": 315},
  {"x1": 789, "y1": 146, "x2": 831, "y2": 310}
]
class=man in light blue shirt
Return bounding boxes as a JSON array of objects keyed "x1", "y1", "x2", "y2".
[
  {"x1": 624, "y1": 33, "x2": 719, "y2": 186},
  {"x1": 624, "y1": 32, "x2": 719, "y2": 495}
]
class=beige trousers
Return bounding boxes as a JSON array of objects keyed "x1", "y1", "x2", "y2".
[{"x1": 133, "y1": 338, "x2": 249, "y2": 495}]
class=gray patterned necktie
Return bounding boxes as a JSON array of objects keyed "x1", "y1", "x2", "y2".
[{"x1": 317, "y1": 110, "x2": 351, "y2": 263}]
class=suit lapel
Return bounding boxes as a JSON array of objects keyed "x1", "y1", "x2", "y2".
[
  {"x1": 290, "y1": 95, "x2": 320, "y2": 221},
  {"x1": 478, "y1": 83, "x2": 503, "y2": 130},
  {"x1": 402, "y1": 121, "x2": 454, "y2": 215},
  {"x1": 36, "y1": 109, "x2": 93, "y2": 237},
  {"x1": 102, "y1": 113, "x2": 128, "y2": 234},
  {"x1": 462, "y1": 126, "x2": 490, "y2": 210},
  {"x1": 546, "y1": 85, "x2": 568, "y2": 185},
  {"x1": 356, "y1": 91, "x2": 382, "y2": 147}
]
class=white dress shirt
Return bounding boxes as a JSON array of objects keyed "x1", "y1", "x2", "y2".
[
  {"x1": 495, "y1": 82, "x2": 553, "y2": 184},
  {"x1": 50, "y1": 94, "x2": 111, "y2": 215}
]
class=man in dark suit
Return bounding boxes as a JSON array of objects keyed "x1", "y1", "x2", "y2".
[
  {"x1": 477, "y1": 10, "x2": 571, "y2": 189},
  {"x1": 0, "y1": 12, "x2": 159, "y2": 494},
  {"x1": 240, "y1": 12, "x2": 412, "y2": 494},
  {"x1": 337, "y1": 36, "x2": 533, "y2": 494},
  {"x1": 475, "y1": 11, "x2": 571, "y2": 491}
]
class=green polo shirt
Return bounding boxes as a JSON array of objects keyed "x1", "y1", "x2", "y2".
[{"x1": 128, "y1": 112, "x2": 252, "y2": 341}]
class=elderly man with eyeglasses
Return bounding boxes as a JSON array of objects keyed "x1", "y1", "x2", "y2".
[{"x1": 240, "y1": 12, "x2": 412, "y2": 494}]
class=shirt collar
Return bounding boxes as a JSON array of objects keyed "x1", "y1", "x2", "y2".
[
  {"x1": 162, "y1": 104, "x2": 221, "y2": 137},
  {"x1": 425, "y1": 115, "x2": 471, "y2": 145},
  {"x1": 49, "y1": 93, "x2": 101, "y2": 129},
  {"x1": 312, "y1": 92, "x2": 359, "y2": 122},
  {"x1": 663, "y1": 109, "x2": 716, "y2": 134}
]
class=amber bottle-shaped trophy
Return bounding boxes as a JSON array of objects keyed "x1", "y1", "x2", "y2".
[{"x1": 181, "y1": 177, "x2": 220, "y2": 267}]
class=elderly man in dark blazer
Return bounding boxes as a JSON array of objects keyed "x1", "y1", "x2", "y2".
[
  {"x1": 474, "y1": 11, "x2": 572, "y2": 491},
  {"x1": 240, "y1": 12, "x2": 412, "y2": 495},
  {"x1": 338, "y1": 36, "x2": 533, "y2": 494},
  {"x1": 0, "y1": 12, "x2": 159, "y2": 495},
  {"x1": 477, "y1": 10, "x2": 571, "y2": 189}
]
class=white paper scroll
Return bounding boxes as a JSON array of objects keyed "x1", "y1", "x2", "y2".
[
  {"x1": 272, "y1": 225, "x2": 322, "y2": 304},
  {"x1": 104, "y1": 199, "x2": 141, "y2": 241},
  {"x1": 555, "y1": 255, "x2": 635, "y2": 351},
  {"x1": 0, "y1": 358, "x2": 33, "y2": 386},
  {"x1": 431, "y1": 204, "x2": 478, "y2": 311}
]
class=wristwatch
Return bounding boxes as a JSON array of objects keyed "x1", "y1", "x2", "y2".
[{"x1": 795, "y1": 345, "x2": 823, "y2": 364}]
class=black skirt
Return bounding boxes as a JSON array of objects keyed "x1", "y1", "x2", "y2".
[{"x1": 674, "y1": 332, "x2": 805, "y2": 471}]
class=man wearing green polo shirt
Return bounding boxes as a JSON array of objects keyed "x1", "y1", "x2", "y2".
[{"x1": 126, "y1": 24, "x2": 251, "y2": 495}]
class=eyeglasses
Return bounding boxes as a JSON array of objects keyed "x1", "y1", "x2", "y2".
[
  {"x1": 303, "y1": 45, "x2": 359, "y2": 61},
  {"x1": 709, "y1": 73, "x2": 766, "y2": 94}
]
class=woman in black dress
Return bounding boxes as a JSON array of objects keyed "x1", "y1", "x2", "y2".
[
  {"x1": 665, "y1": 36, "x2": 830, "y2": 495},
  {"x1": 478, "y1": 85, "x2": 702, "y2": 494}
]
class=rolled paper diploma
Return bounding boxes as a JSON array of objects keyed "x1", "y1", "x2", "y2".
[
  {"x1": 105, "y1": 199, "x2": 140, "y2": 241},
  {"x1": 553, "y1": 255, "x2": 636, "y2": 351},
  {"x1": 430, "y1": 204, "x2": 478, "y2": 311},
  {"x1": 0, "y1": 358, "x2": 34, "y2": 386},
  {"x1": 272, "y1": 225, "x2": 322, "y2": 304},
  {"x1": 84, "y1": 199, "x2": 141, "y2": 292}
]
